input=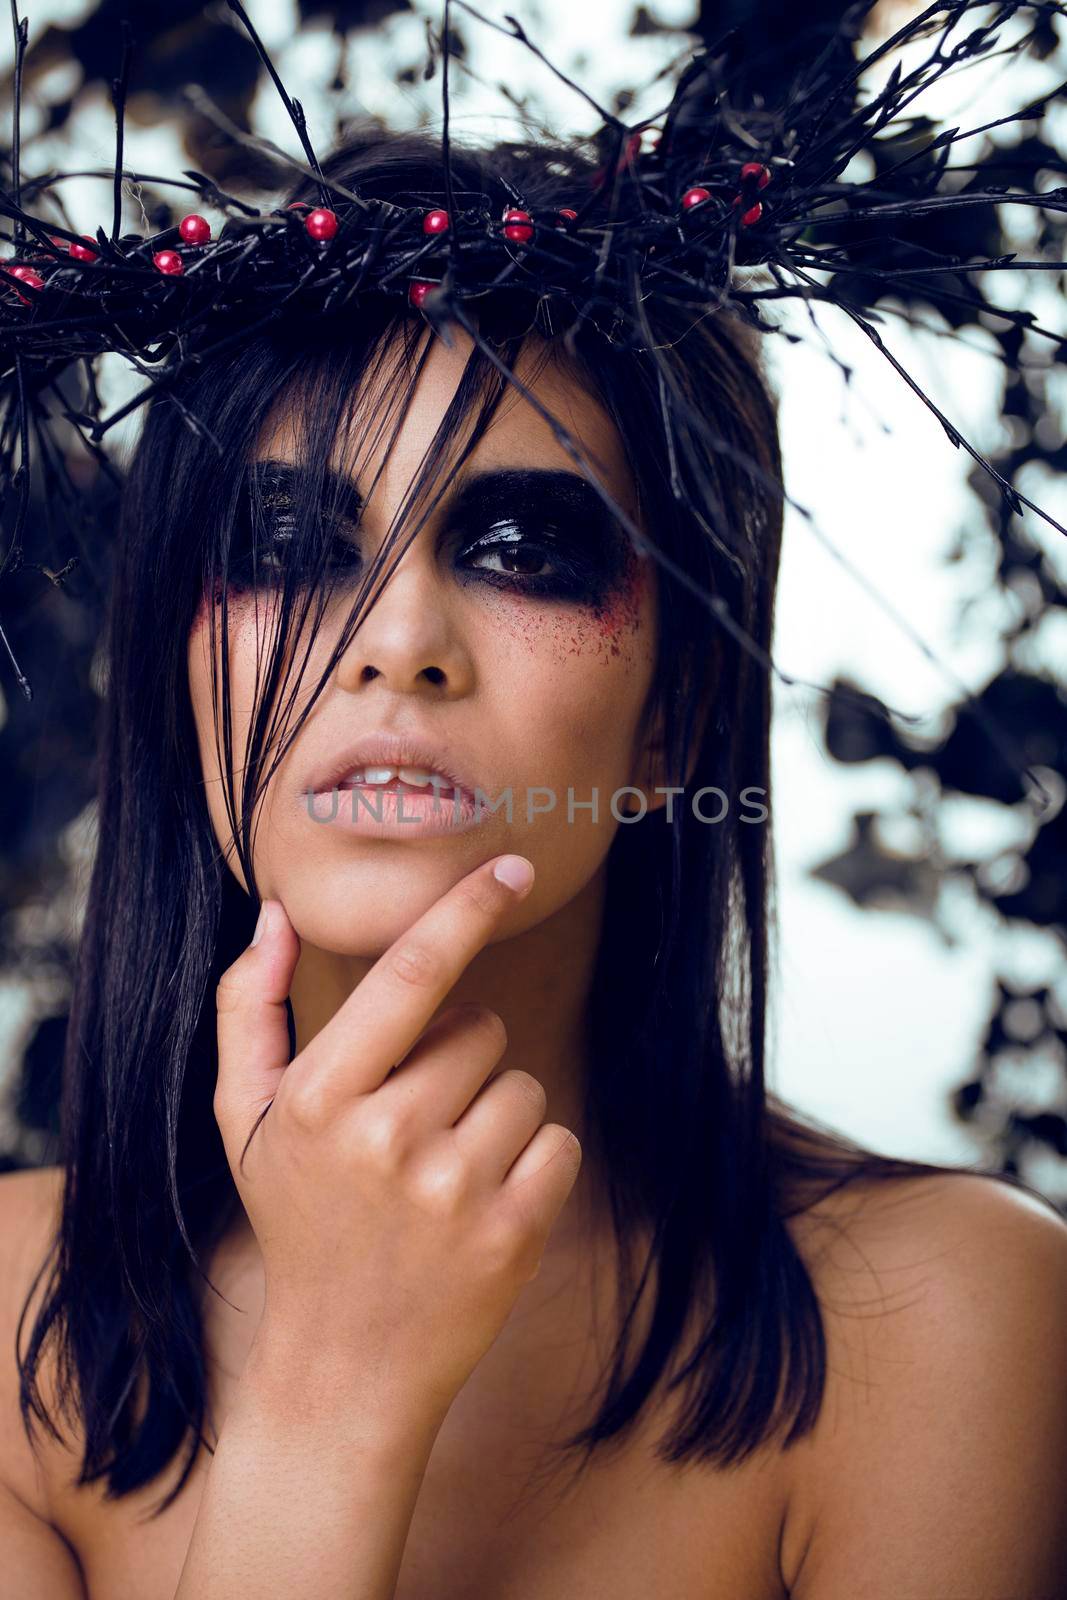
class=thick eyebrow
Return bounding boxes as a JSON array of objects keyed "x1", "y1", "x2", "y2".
[
  {"x1": 247, "y1": 460, "x2": 624, "y2": 535},
  {"x1": 443, "y1": 468, "x2": 625, "y2": 528},
  {"x1": 245, "y1": 458, "x2": 364, "y2": 520}
]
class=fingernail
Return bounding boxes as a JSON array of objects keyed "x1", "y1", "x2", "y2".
[
  {"x1": 493, "y1": 855, "x2": 534, "y2": 894},
  {"x1": 251, "y1": 900, "x2": 272, "y2": 946}
]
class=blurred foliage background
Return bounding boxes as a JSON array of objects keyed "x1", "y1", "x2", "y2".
[{"x1": 0, "y1": 0, "x2": 1065, "y2": 1205}]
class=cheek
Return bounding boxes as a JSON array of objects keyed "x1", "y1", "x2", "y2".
[
  {"x1": 190, "y1": 580, "x2": 277, "y2": 645},
  {"x1": 476, "y1": 544, "x2": 651, "y2": 669},
  {"x1": 187, "y1": 592, "x2": 287, "y2": 886},
  {"x1": 186, "y1": 584, "x2": 285, "y2": 788},
  {"x1": 188, "y1": 582, "x2": 284, "y2": 704},
  {"x1": 474, "y1": 553, "x2": 656, "y2": 795}
]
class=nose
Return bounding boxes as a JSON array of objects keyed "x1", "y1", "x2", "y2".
[{"x1": 332, "y1": 539, "x2": 475, "y2": 698}]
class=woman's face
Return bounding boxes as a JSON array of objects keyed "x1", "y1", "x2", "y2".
[{"x1": 187, "y1": 327, "x2": 663, "y2": 954}]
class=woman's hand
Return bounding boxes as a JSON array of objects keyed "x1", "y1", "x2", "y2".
[{"x1": 212, "y1": 854, "x2": 582, "y2": 1425}]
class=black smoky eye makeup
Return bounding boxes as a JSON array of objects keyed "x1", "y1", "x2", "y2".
[
  {"x1": 222, "y1": 461, "x2": 363, "y2": 592},
  {"x1": 446, "y1": 470, "x2": 633, "y2": 606},
  {"x1": 219, "y1": 461, "x2": 633, "y2": 607}
]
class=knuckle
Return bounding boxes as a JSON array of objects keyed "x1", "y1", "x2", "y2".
[
  {"x1": 215, "y1": 968, "x2": 251, "y2": 1017},
  {"x1": 524, "y1": 1253, "x2": 545, "y2": 1284},
  {"x1": 504, "y1": 1069, "x2": 546, "y2": 1115},
  {"x1": 481, "y1": 1215, "x2": 530, "y2": 1275},
  {"x1": 284, "y1": 1077, "x2": 330, "y2": 1132},
  {"x1": 411, "y1": 1149, "x2": 468, "y2": 1211},
  {"x1": 353, "y1": 1106, "x2": 410, "y2": 1165},
  {"x1": 387, "y1": 939, "x2": 442, "y2": 992},
  {"x1": 453, "y1": 877, "x2": 499, "y2": 921}
]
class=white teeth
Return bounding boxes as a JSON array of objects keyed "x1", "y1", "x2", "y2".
[{"x1": 343, "y1": 765, "x2": 444, "y2": 787}]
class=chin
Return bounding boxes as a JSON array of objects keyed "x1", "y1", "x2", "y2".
[{"x1": 271, "y1": 843, "x2": 509, "y2": 955}]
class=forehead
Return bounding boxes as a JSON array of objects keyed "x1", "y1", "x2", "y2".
[{"x1": 252, "y1": 325, "x2": 637, "y2": 519}]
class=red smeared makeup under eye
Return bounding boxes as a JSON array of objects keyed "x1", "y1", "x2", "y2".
[
  {"x1": 588, "y1": 539, "x2": 647, "y2": 657},
  {"x1": 448, "y1": 468, "x2": 638, "y2": 610},
  {"x1": 193, "y1": 461, "x2": 649, "y2": 659},
  {"x1": 477, "y1": 534, "x2": 649, "y2": 666}
]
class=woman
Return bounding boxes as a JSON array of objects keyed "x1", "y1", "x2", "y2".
[{"x1": 1, "y1": 123, "x2": 1067, "y2": 1600}]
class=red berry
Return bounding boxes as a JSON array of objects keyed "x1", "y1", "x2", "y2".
[
  {"x1": 681, "y1": 186, "x2": 711, "y2": 210},
  {"x1": 69, "y1": 234, "x2": 98, "y2": 261},
  {"x1": 739, "y1": 201, "x2": 763, "y2": 227},
  {"x1": 4, "y1": 264, "x2": 43, "y2": 304},
  {"x1": 556, "y1": 208, "x2": 579, "y2": 227},
  {"x1": 179, "y1": 214, "x2": 211, "y2": 245},
  {"x1": 502, "y1": 207, "x2": 533, "y2": 243},
  {"x1": 153, "y1": 249, "x2": 183, "y2": 275},
  {"x1": 286, "y1": 201, "x2": 311, "y2": 211},
  {"x1": 422, "y1": 209, "x2": 450, "y2": 236},
  {"x1": 740, "y1": 162, "x2": 771, "y2": 190},
  {"x1": 409, "y1": 280, "x2": 434, "y2": 308},
  {"x1": 305, "y1": 208, "x2": 339, "y2": 241},
  {"x1": 3, "y1": 262, "x2": 45, "y2": 302}
]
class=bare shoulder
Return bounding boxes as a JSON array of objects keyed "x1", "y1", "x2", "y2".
[
  {"x1": 780, "y1": 1169, "x2": 1067, "y2": 1599},
  {"x1": 789, "y1": 1164, "x2": 1067, "y2": 1290},
  {"x1": 0, "y1": 1165, "x2": 66, "y2": 1517}
]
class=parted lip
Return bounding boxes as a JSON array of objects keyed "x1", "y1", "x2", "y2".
[{"x1": 303, "y1": 730, "x2": 480, "y2": 802}]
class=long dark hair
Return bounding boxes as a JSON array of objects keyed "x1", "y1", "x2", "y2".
[{"x1": 15, "y1": 127, "x2": 1049, "y2": 1515}]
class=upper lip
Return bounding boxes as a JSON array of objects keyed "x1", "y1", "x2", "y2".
[{"x1": 303, "y1": 730, "x2": 480, "y2": 799}]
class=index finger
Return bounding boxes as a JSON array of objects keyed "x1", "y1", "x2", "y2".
[{"x1": 285, "y1": 854, "x2": 534, "y2": 1112}]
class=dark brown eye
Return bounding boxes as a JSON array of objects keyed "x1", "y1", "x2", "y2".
[
  {"x1": 446, "y1": 470, "x2": 632, "y2": 606},
  {"x1": 226, "y1": 489, "x2": 362, "y2": 590},
  {"x1": 467, "y1": 527, "x2": 556, "y2": 579}
]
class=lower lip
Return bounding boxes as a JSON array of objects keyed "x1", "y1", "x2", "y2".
[{"x1": 303, "y1": 781, "x2": 484, "y2": 837}]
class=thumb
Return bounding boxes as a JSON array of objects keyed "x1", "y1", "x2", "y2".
[{"x1": 214, "y1": 898, "x2": 301, "y2": 1172}]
